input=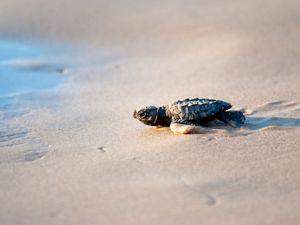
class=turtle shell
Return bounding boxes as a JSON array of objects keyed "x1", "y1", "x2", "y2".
[{"x1": 167, "y1": 98, "x2": 232, "y2": 121}]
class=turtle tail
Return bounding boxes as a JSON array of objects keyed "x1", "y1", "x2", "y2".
[{"x1": 217, "y1": 111, "x2": 245, "y2": 128}]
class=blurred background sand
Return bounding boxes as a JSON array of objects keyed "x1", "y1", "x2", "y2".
[{"x1": 0, "y1": 0, "x2": 300, "y2": 225}]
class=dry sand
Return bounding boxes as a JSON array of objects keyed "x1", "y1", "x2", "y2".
[{"x1": 0, "y1": 0, "x2": 300, "y2": 225}]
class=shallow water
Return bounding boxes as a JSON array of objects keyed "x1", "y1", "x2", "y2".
[
  {"x1": 0, "y1": 40, "x2": 69, "y2": 163},
  {"x1": 0, "y1": 40, "x2": 66, "y2": 98}
]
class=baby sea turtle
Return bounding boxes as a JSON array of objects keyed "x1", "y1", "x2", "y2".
[{"x1": 133, "y1": 98, "x2": 245, "y2": 134}]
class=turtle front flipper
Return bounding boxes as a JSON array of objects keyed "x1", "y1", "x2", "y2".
[
  {"x1": 217, "y1": 111, "x2": 245, "y2": 128},
  {"x1": 170, "y1": 119, "x2": 211, "y2": 134}
]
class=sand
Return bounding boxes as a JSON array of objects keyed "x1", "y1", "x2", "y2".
[{"x1": 0, "y1": 0, "x2": 300, "y2": 224}]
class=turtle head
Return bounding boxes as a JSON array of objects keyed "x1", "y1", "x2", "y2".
[
  {"x1": 133, "y1": 106, "x2": 160, "y2": 126},
  {"x1": 133, "y1": 105, "x2": 171, "y2": 127}
]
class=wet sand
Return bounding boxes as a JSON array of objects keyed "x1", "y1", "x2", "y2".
[{"x1": 0, "y1": 0, "x2": 300, "y2": 225}]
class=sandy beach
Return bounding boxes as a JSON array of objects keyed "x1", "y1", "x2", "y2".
[{"x1": 0, "y1": 0, "x2": 300, "y2": 224}]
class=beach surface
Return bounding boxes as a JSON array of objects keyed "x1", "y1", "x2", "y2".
[{"x1": 0, "y1": 0, "x2": 300, "y2": 225}]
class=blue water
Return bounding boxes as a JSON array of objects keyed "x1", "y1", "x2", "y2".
[
  {"x1": 0, "y1": 40, "x2": 65, "y2": 98},
  {"x1": 0, "y1": 41, "x2": 69, "y2": 162}
]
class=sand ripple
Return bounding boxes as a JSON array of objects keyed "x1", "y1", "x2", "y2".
[{"x1": 0, "y1": 101, "x2": 48, "y2": 163}]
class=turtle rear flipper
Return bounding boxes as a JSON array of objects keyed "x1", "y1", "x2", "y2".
[{"x1": 217, "y1": 111, "x2": 245, "y2": 128}]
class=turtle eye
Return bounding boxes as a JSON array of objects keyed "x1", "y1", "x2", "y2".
[{"x1": 139, "y1": 111, "x2": 146, "y2": 118}]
